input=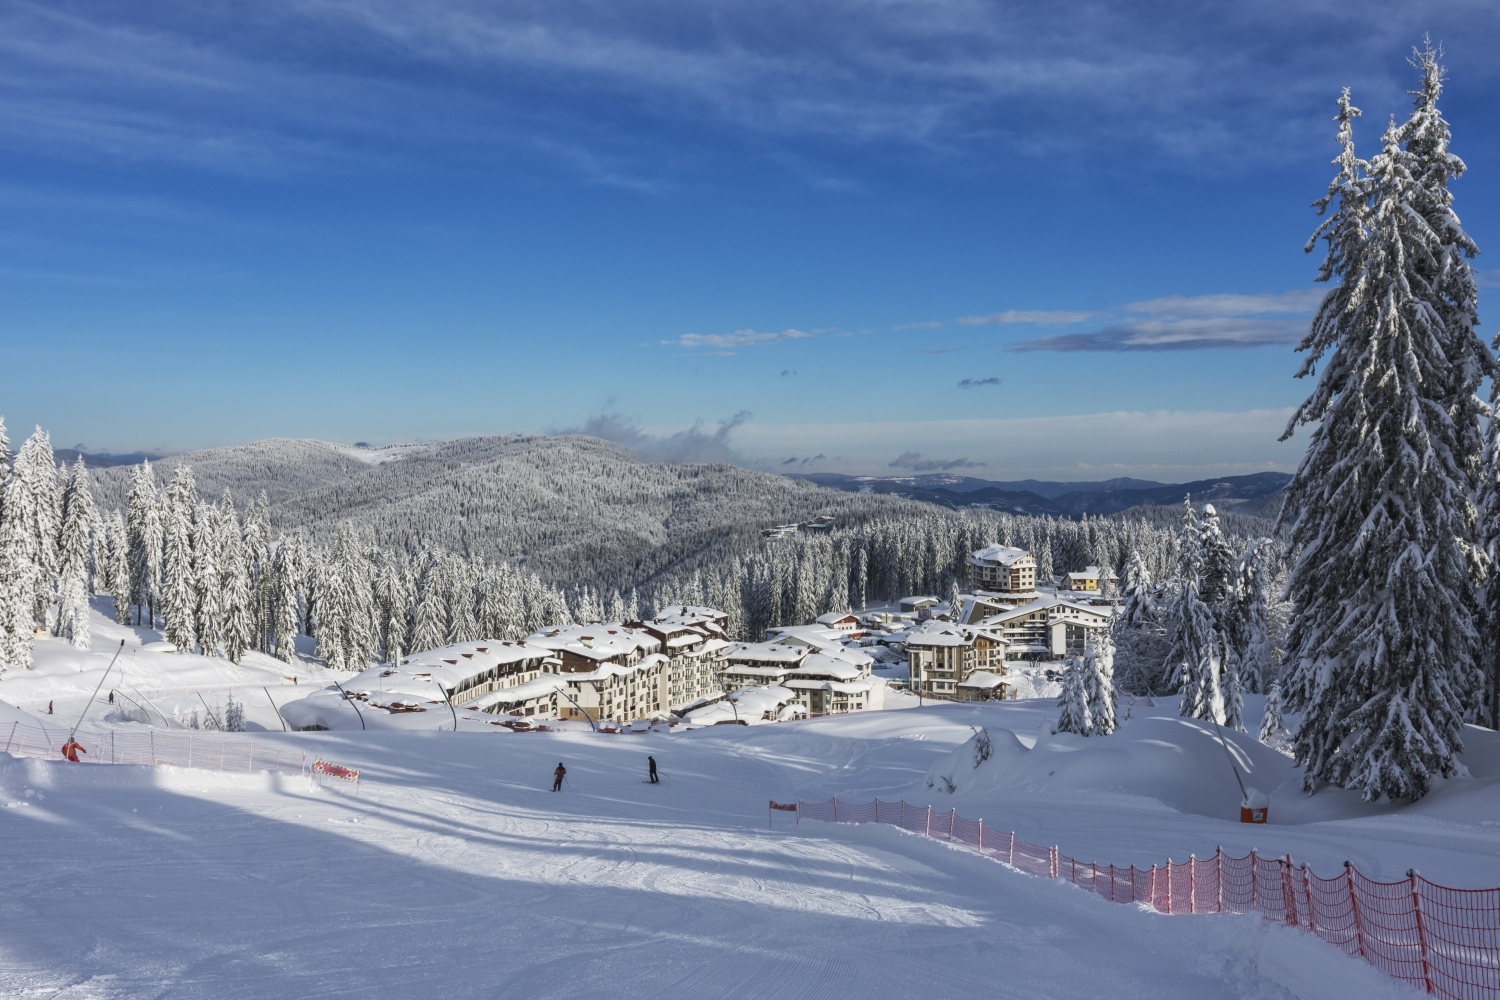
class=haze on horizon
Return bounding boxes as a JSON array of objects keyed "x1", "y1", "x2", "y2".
[{"x1": 2, "y1": 1, "x2": 1498, "y2": 479}]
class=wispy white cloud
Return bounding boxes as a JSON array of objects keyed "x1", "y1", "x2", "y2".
[
  {"x1": 957, "y1": 309, "x2": 1094, "y2": 326},
  {"x1": 888, "y1": 451, "x2": 982, "y2": 472},
  {"x1": 0, "y1": 0, "x2": 1485, "y2": 182},
  {"x1": 668, "y1": 328, "x2": 814, "y2": 350},
  {"x1": 1008, "y1": 289, "x2": 1323, "y2": 352},
  {"x1": 893, "y1": 320, "x2": 943, "y2": 330}
]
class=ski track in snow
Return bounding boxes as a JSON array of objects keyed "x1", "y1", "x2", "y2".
[{"x1": 0, "y1": 716, "x2": 1432, "y2": 1000}]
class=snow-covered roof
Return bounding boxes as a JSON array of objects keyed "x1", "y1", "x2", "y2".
[
  {"x1": 968, "y1": 544, "x2": 1035, "y2": 568},
  {"x1": 527, "y1": 623, "x2": 661, "y2": 662},
  {"x1": 815, "y1": 611, "x2": 859, "y2": 625},
  {"x1": 1065, "y1": 566, "x2": 1118, "y2": 581},
  {"x1": 979, "y1": 596, "x2": 1113, "y2": 626},
  {"x1": 467, "y1": 675, "x2": 568, "y2": 710},
  {"x1": 903, "y1": 619, "x2": 1007, "y2": 648},
  {"x1": 719, "y1": 641, "x2": 809, "y2": 664},
  {"x1": 789, "y1": 653, "x2": 865, "y2": 681},
  {"x1": 783, "y1": 679, "x2": 872, "y2": 694},
  {"x1": 957, "y1": 671, "x2": 1009, "y2": 689},
  {"x1": 898, "y1": 596, "x2": 941, "y2": 608},
  {"x1": 346, "y1": 640, "x2": 556, "y2": 698},
  {"x1": 558, "y1": 652, "x2": 669, "y2": 683}
]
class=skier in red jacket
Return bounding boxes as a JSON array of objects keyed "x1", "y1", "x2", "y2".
[{"x1": 61, "y1": 739, "x2": 86, "y2": 762}]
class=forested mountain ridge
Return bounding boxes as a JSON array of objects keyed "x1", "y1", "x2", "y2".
[{"x1": 90, "y1": 435, "x2": 954, "y2": 589}]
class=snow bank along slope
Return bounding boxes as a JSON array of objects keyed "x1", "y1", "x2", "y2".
[{"x1": 3, "y1": 698, "x2": 1476, "y2": 998}]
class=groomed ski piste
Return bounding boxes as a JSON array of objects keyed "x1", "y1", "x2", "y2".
[{"x1": 3, "y1": 611, "x2": 1497, "y2": 998}]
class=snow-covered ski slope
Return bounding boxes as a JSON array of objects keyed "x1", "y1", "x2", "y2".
[{"x1": 1, "y1": 700, "x2": 1475, "y2": 999}]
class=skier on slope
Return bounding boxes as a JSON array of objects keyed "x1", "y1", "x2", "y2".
[
  {"x1": 647, "y1": 756, "x2": 659, "y2": 784},
  {"x1": 552, "y1": 762, "x2": 566, "y2": 792},
  {"x1": 61, "y1": 739, "x2": 86, "y2": 763}
]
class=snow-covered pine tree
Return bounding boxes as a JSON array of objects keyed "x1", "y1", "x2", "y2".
[
  {"x1": 125, "y1": 462, "x2": 163, "y2": 627},
  {"x1": 13, "y1": 429, "x2": 61, "y2": 631},
  {"x1": 221, "y1": 507, "x2": 252, "y2": 663},
  {"x1": 0, "y1": 474, "x2": 36, "y2": 673},
  {"x1": 1165, "y1": 500, "x2": 1225, "y2": 722},
  {"x1": 223, "y1": 692, "x2": 245, "y2": 732},
  {"x1": 1055, "y1": 653, "x2": 1092, "y2": 736},
  {"x1": 269, "y1": 540, "x2": 301, "y2": 663},
  {"x1": 1259, "y1": 682, "x2": 1287, "y2": 744},
  {"x1": 1119, "y1": 549, "x2": 1154, "y2": 629},
  {"x1": 105, "y1": 512, "x2": 130, "y2": 624},
  {"x1": 160, "y1": 470, "x2": 198, "y2": 652},
  {"x1": 1221, "y1": 649, "x2": 1245, "y2": 732},
  {"x1": 1083, "y1": 632, "x2": 1117, "y2": 735},
  {"x1": 1228, "y1": 538, "x2": 1278, "y2": 694},
  {"x1": 57, "y1": 459, "x2": 96, "y2": 649},
  {"x1": 193, "y1": 504, "x2": 224, "y2": 656},
  {"x1": 1036, "y1": 536, "x2": 1054, "y2": 586},
  {"x1": 410, "y1": 559, "x2": 447, "y2": 654},
  {"x1": 1196, "y1": 504, "x2": 1236, "y2": 608},
  {"x1": 1280, "y1": 66, "x2": 1489, "y2": 801}
]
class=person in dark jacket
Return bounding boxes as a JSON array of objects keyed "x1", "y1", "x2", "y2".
[
  {"x1": 553, "y1": 763, "x2": 566, "y2": 792},
  {"x1": 647, "y1": 756, "x2": 659, "y2": 783}
]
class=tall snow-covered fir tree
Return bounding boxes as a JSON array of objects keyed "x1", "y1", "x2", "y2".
[
  {"x1": 1280, "y1": 56, "x2": 1490, "y2": 801},
  {"x1": 1082, "y1": 632, "x2": 1117, "y2": 736},
  {"x1": 56, "y1": 459, "x2": 96, "y2": 649},
  {"x1": 1228, "y1": 538, "x2": 1279, "y2": 694},
  {"x1": 13, "y1": 429, "x2": 61, "y2": 631},
  {"x1": 0, "y1": 474, "x2": 36, "y2": 673},
  {"x1": 126, "y1": 461, "x2": 163, "y2": 627},
  {"x1": 160, "y1": 468, "x2": 199, "y2": 652},
  {"x1": 1054, "y1": 652, "x2": 1092, "y2": 736},
  {"x1": 1259, "y1": 682, "x2": 1288, "y2": 744},
  {"x1": 1165, "y1": 500, "x2": 1225, "y2": 723},
  {"x1": 1120, "y1": 550, "x2": 1154, "y2": 630}
]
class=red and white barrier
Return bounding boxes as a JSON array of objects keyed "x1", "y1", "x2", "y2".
[
  {"x1": 2, "y1": 722, "x2": 307, "y2": 777},
  {"x1": 795, "y1": 796, "x2": 1500, "y2": 1000}
]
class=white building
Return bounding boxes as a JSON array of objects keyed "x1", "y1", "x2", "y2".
[
  {"x1": 903, "y1": 619, "x2": 1010, "y2": 698},
  {"x1": 967, "y1": 545, "x2": 1038, "y2": 596}
]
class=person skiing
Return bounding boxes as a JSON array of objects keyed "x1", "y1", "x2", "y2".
[
  {"x1": 647, "y1": 756, "x2": 659, "y2": 784},
  {"x1": 47, "y1": 700, "x2": 53, "y2": 715},
  {"x1": 552, "y1": 762, "x2": 566, "y2": 792},
  {"x1": 61, "y1": 739, "x2": 86, "y2": 763}
]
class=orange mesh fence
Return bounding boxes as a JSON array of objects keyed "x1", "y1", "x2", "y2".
[
  {"x1": 3, "y1": 721, "x2": 307, "y2": 777},
  {"x1": 794, "y1": 796, "x2": 1500, "y2": 998}
]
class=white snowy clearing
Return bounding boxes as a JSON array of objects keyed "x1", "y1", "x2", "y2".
[{"x1": 1, "y1": 609, "x2": 1495, "y2": 998}]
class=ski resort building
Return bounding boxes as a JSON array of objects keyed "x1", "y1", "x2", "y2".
[
  {"x1": 341, "y1": 640, "x2": 559, "y2": 711},
  {"x1": 977, "y1": 597, "x2": 1114, "y2": 659},
  {"x1": 903, "y1": 620, "x2": 1011, "y2": 698},
  {"x1": 1061, "y1": 565, "x2": 1119, "y2": 593},
  {"x1": 966, "y1": 545, "x2": 1038, "y2": 596},
  {"x1": 526, "y1": 624, "x2": 672, "y2": 722},
  {"x1": 630, "y1": 607, "x2": 733, "y2": 711},
  {"x1": 714, "y1": 639, "x2": 882, "y2": 716}
]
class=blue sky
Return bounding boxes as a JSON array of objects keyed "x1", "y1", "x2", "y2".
[{"x1": 3, "y1": 1, "x2": 1500, "y2": 479}]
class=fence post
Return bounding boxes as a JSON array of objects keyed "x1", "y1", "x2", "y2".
[
  {"x1": 948, "y1": 810, "x2": 956, "y2": 839},
  {"x1": 874, "y1": 800, "x2": 880, "y2": 823},
  {"x1": 925, "y1": 808, "x2": 931, "y2": 838},
  {"x1": 1345, "y1": 862, "x2": 1367, "y2": 960},
  {"x1": 977, "y1": 819, "x2": 983, "y2": 854},
  {"x1": 832, "y1": 796, "x2": 839, "y2": 822},
  {"x1": 1008, "y1": 831, "x2": 1015, "y2": 866},
  {"x1": 1189, "y1": 856, "x2": 1197, "y2": 914},
  {"x1": 1050, "y1": 846, "x2": 1058, "y2": 879},
  {"x1": 1248, "y1": 850, "x2": 1258, "y2": 914},
  {"x1": 4, "y1": 721, "x2": 14, "y2": 754},
  {"x1": 1215, "y1": 846, "x2": 1224, "y2": 913},
  {"x1": 1408, "y1": 870, "x2": 1434, "y2": 995}
]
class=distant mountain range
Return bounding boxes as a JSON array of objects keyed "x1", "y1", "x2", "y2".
[
  {"x1": 787, "y1": 471, "x2": 1292, "y2": 519},
  {"x1": 55, "y1": 449, "x2": 166, "y2": 469}
]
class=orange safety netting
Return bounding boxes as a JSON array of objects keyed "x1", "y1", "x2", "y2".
[{"x1": 794, "y1": 796, "x2": 1500, "y2": 999}]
